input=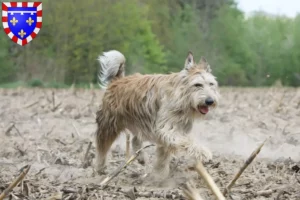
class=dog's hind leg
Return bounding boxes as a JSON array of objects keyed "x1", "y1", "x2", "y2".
[
  {"x1": 95, "y1": 109, "x2": 122, "y2": 174},
  {"x1": 131, "y1": 135, "x2": 145, "y2": 165},
  {"x1": 95, "y1": 127, "x2": 120, "y2": 174}
]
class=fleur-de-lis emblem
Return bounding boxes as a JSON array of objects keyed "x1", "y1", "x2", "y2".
[{"x1": 26, "y1": 17, "x2": 34, "y2": 26}]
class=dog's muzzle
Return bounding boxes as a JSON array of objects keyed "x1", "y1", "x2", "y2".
[
  {"x1": 198, "y1": 97, "x2": 215, "y2": 115},
  {"x1": 205, "y1": 97, "x2": 214, "y2": 106}
]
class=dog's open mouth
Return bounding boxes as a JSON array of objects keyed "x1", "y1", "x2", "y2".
[{"x1": 198, "y1": 105, "x2": 209, "y2": 114}]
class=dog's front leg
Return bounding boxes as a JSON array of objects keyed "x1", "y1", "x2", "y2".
[
  {"x1": 152, "y1": 145, "x2": 173, "y2": 179},
  {"x1": 159, "y1": 133, "x2": 212, "y2": 163},
  {"x1": 151, "y1": 133, "x2": 212, "y2": 180},
  {"x1": 181, "y1": 139, "x2": 213, "y2": 162}
]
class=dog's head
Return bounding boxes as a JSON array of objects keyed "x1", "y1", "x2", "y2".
[{"x1": 181, "y1": 51, "x2": 220, "y2": 116}]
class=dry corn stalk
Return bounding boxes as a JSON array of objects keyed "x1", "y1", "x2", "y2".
[
  {"x1": 0, "y1": 165, "x2": 31, "y2": 200},
  {"x1": 195, "y1": 162, "x2": 226, "y2": 200},
  {"x1": 100, "y1": 144, "x2": 154, "y2": 186},
  {"x1": 223, "y1": 138, "x2": 268, "y2": 196},
  {"x1": 183, "y1": 181, "x2": 205, "y2": 200}
]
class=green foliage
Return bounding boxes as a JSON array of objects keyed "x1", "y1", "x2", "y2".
[
  {"x1": 0, "y1": 0, "x2": 299, "y2": 87},
  {"x1": 0, "y1": 32, "x2": 15, "y2": 83},
  {"x1": 0, "y1": 81, "x2": 24, "y2": 88},
  {"x1": 46, "y1": 82, "x2": 68, "y2": 89},
  {"x1": 27, "y1": 79, "x2": 44, "y2": 87},
  {"x1": 209, "y1": 3, "x2": 252, "y2": 86},
  {"x1": 166, "y1": 4, "x2": 205, "y2": 72}
]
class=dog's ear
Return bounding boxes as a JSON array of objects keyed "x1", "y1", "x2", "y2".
[
  {"x1": 199, "y1": 57, "x2": 212, "y2": 73},
  {"x1": 184, "y1": 51, "x2": 195, "y2": 70}
]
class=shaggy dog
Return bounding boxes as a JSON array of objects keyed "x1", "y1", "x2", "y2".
[{"x1": 95, "y1": 50, "x2": 220, "y2": 178}]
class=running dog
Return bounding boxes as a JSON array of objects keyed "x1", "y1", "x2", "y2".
[{"x1": 95, "y1": 50, "x2": 220, "y2": 178}]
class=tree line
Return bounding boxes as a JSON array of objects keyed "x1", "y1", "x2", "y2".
[{"x1": 0, "y1": 0, "x2": 299, "y2": 87}]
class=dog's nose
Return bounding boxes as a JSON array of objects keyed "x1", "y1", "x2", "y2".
[{"x1": 205, "y1": 97, "x2": 214, "y2": 106}]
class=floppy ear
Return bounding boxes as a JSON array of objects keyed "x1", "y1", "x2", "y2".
[
  {"x1": 184, "y1": 51, "x2": 195, "y2": 70},
  {"x1": 199, "y1": 57, "x2": 212, "y2": 73}
]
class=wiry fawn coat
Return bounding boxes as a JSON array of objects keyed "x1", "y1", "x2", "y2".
[{"x1": 95, "y1": 50, "x2": 220, "y2": 178}]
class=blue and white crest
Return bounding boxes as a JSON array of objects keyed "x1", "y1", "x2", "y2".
[{"x1": 2, "y1": 2, "x2": 42, "y2": 46}]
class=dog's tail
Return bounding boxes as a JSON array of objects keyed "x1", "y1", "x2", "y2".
[{"x1": 97, "y1": 50, "x2": 126, "y2": 89}]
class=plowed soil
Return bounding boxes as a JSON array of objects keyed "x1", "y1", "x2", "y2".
[{"x1": 0, "y1": 87, "x2": 299, "y2": 200}]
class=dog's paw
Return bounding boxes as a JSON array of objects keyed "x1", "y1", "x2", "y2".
[
  {"x1": 200, "y1": 146, "x2": 213, "y2": 163},
  {"x1": 137, "y1": 157, "x2": 145, "y2": 165},
  {"x1": 137, "y1": 153, "x2": 146, "y2": 165},
  {"x1": 95, "y1": 166, "x2": 107, "y2": 175},
  {"x1": 94, "y1": 161, "x2": 107, "y2": 175}
]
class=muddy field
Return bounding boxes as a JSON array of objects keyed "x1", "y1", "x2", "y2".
[{"x1": 0, "y1": 87, "x2": 299, "y2": 200}]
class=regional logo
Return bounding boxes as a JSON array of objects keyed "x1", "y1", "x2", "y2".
[{"x1": 2, "y1": 2, "x2": 42, "y2": 46}]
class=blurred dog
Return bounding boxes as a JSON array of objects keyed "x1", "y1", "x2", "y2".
[{"x1": 95, "y1": 50, "x2": 220, "y2": 178}]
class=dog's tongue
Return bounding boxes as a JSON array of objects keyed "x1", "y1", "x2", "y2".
[{"x1": 199, "y1": 106, "x2": 209, "y2": 114}]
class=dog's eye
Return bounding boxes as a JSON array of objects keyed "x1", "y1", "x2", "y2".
[
  {"x1": 209, "y1": 83, "x2": 214, "y2": 86},
  {"x1": 194, "y1": 83, "x2": 203, "y2": 87}
]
